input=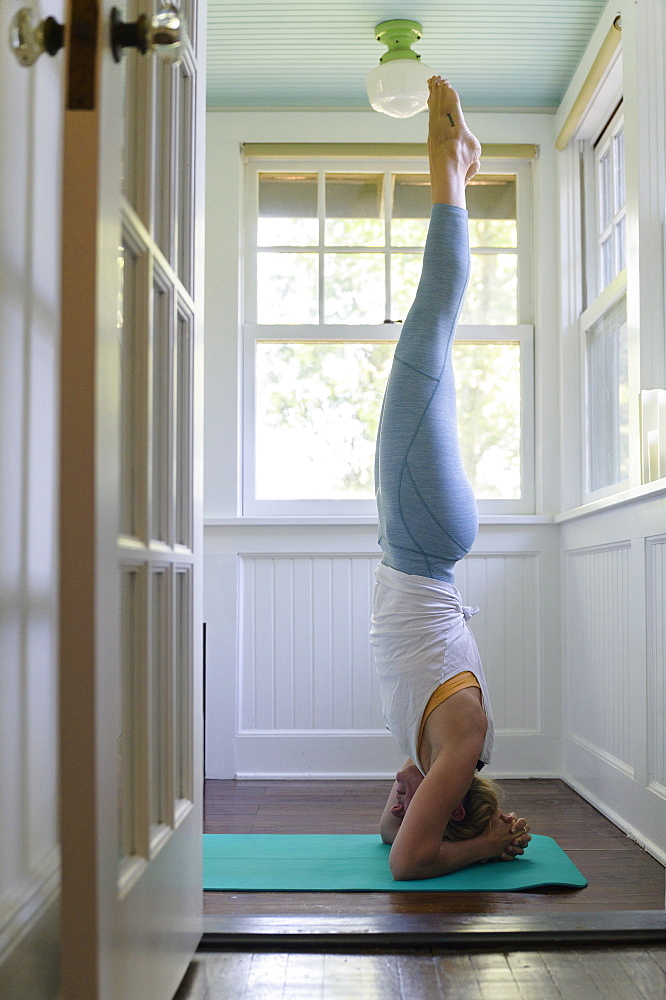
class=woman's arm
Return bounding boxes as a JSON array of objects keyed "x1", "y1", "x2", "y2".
[
  {"x1": 379, "y1": 760, "x2": 424, "y2": 844},
  {"x1": 388, "y1": 690, "x2": 530, "y2": 879},
  {"x1": 393, "y1": 807, "x2": 531, "y2": 880}
]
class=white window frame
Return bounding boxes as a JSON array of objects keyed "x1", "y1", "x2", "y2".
[{"x1": 242, "y1": 155, "x2": 535, "y2": 517}]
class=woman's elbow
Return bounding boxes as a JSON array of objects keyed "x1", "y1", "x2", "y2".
[
  {"x1": 389, "y1": 858, "x2": 416, "y2": 881},
  {"x1": 389, "y1": 844, "x2": 434, "y2": 881}
]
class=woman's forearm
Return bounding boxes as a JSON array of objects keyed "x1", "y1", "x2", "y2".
[
  {"x1": 379, "y1": 809, "x2": 402, "y2": 844},
  {"x1": 390, "y1": 832, "x2": 490, "y2": 880}
]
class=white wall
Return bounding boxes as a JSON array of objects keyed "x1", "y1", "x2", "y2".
[
  {"x1": 204, "y1": 521, "x2": 563, "y2": 779},
  {"x1": 0, "y1": 3, "x2": 64, "y2": 994},
  {"x1": 554, "y1": 0, "x2": 666, "y2": 864},
  {"x1": 559, "y1": 498, "x2": 666, "y2": 863},
  {"x1": 203, "y1": 107, "x2": 563, "y2": 781}
]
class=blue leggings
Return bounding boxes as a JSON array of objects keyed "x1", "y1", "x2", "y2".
[{"x1": 375, "y1": 203, "x2": 477, "y2": 584}]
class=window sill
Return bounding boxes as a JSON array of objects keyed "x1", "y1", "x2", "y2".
[
  {"x1": 204, "y1": 515, "x2": 555, "y2": 527},
  {"x1": 554, "y1": 478, "x2": 666, "y2": 523}
]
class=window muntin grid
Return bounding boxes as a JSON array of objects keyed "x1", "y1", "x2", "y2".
[{"x1": 243, "y1": 156, "x2": 534, "y2": 515}]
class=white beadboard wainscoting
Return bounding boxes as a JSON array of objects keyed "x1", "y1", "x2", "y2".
[
  {"x1": 559, "y1": 491, "x2": 666, "y2": 864},
  {"x1": 204, "y1": 520, "x2": 563, "y2": 781}
]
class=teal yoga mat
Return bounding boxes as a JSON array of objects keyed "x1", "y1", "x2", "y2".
[{"x1": 203, "y1": 834, "x2": 587, "y2": 892}]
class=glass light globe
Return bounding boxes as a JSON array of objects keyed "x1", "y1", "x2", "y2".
[{"x1": 366, "y1": 58, "x2": 434, "y2": 118}]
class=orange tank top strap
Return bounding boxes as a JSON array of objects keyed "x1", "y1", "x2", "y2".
[{"x1": 417, "y1": 670, "x2": 481, "y2": 757}]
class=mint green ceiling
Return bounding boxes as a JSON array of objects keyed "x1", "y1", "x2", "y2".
[{"x1": 206, "y1": 0, "x2": 609, "y2": 110}]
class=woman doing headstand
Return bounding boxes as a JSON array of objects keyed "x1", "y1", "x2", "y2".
[{"x1": 371, "y1": 78, "x2": 531, "y2": 881}]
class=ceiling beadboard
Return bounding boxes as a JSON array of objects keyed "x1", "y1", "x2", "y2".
[{"x1": 206, "y1": 0, "x2": 609, "y2": 110}]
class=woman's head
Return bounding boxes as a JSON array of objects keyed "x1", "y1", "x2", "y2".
[{"x1": 442, "y1": 775, "x2": 501, "y2": 842}]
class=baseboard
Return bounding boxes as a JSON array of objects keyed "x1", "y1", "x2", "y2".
[
  {"x1": 563, "y1": 772, "x2": 666, "y2": 867},
  {"x1": 227, "y1": 731, "x2": 564, "y2": 781},
  {"x1": 0, "y1": 880, "x2": 60, "y2": 1000},
  {"x1": 564, "y1": 738, "x2": 666, "y2": 866},
  {"x1": 233, "y1": 770, "x2": 566, "y2": 780}
]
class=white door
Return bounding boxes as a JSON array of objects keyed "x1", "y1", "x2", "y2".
[{"x1": 58, "y1": 0, "x2": 204, "y2": 998}]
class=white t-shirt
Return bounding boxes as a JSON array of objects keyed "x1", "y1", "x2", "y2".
[{"x1": 370, "y1": 562, "x2": 495, "y2": 775}]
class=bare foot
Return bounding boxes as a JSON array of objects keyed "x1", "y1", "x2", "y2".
[{"x1": 427, "y1": 77, "x2": 481, "y2": 207}]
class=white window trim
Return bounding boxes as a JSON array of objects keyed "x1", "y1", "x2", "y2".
[{"x1": 242, "y1": 155, "x2": 535, "y2": 517}]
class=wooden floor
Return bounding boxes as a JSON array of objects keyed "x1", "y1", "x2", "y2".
[
  {"x1": 203, "y1": 778, "x2": 665, "y2": 914},
  {"x1": 176, "y1": 947, "x2": 666, "y2": 1000}
]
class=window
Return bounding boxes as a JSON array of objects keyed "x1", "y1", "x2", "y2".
[
  {"x1": 243, "y1": 155, "x2": 534, "y2": 515},
  {"x1": 580, "y1": 103, "x2": 629, "y2": 500}
]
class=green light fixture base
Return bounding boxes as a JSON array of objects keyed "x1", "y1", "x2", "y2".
[{"x1": 374, "y1": 19, "x2": 424, "y2": 63}]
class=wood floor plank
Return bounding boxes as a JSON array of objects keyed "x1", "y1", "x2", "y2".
[
  {"x1": 648, "y1": 948, "x2": 666, "y2": 974},
  {"x1": 322, "y1": 953, "x2": 401, "y2": 1000},
  {"x1": 504, "y1": 952, "x2": 564, "y2": 1000},
  {"x1": 242, "y1": 953, "x2": 291, "y2": 1000},
  {"x1": 186, "y1": 951, "x2": 666, "y2": 1000},
  {"x1": 617, "y1": 949, "x2": 666, "y2": 999},
  {"x1": 391, "y1": 953, "x2": 444, "y2": 1000},
  {"x1": 538, "y1": 950, "x2": 610, "y2": 1000},
  {"x1": 172, "y1": 960, "x2": 209, "y2": 1000},
  {"x1": 203, "y1": 951, "x2": 253, "y2": 994},
  {"x1": 571, "y1": 948, "x2": 656, "y2": 999},
  {"x1": 285, "y1": 953, "x2": 326, "y2": 1000},
  {"x1": 469, "y1": 953, "x2": 524, "y2": 999},
  {"x1": 431, "y1": 954, "x2": 482, "y2": 999}
]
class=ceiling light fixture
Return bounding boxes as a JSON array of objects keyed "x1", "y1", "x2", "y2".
[{"x1": 365, "y1": 19, "x2": 434, "y2": 119}]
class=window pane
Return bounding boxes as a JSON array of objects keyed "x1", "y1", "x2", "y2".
[
  {"x1": 392, "y1": 217, "x2": 518, "y2": 249},
  {"x1": 467, "y1": 175, "x2": 517, "y2": 248},
  {"x1": 391, "y1": 174, "x2": 518, "y2": 249},
  {"x1": 468, "y1": 218, "x2": 517, "y2": 248},
  {"x1": 465, "y1": 174, "x2": 518, "y2": 247},
  {"x1": 152, "y1": 281, "x2": 170, "y2": 543},
  {"x1": 119, "y1": 567, "x2": 139, "y2": 860},
  {"x1": 467, "y1": 175, "x2": 516, "y2": 221},
  {"x1": 258, "y1": 173, "x2": 318, "y2": 246},
  {"x1": 257, "y1": 252, "x2": 318, "y2": 323},
  {"x1": 325, "y1": 174, "x2": 384, "y2": 246},
  {"x1": 119, "y1": 240, "x2": 139, "y2": 538},
  {"x1": 324, "y1": 253, "x2": 385, "y2": 323},
  {"x1": 454, "y1": 342, "x2": 521, "y2": 499},
  {"x1": 614, "y1": 128, "x2": 625, "y2": 211},
  {"x1": 616, "y1": 216, "x2": 626, "y2": 273},
  {"x1": 255, "y1": 341, "x2": 521, "y2": 501},
  {"x1": 150, "y1": 569, "x2": 168, "y2": 827},
  {"x1": 600, "y1": 235, "x2": 613, "y2": 289},
  {"x1": 598, "y1": 151, "x2": 612, "y2": 232},
  {"x1": 392, "y1": 252, "x2": 517, "y2": 325},
  {"x1": 255, "y1": 342, "x2": 394, "y2": 499},
  {"x1": 392, "y1": 218, "x2": 429, "y2": 246},
  {"x1": 391, "y1": 173, "x2": 429, "y2": 246},
  {"x1": 391, "y1": 252, "x2": 422, "y2": 322},
  {"x1": 586, "y1": 295, "x2": 629, "y2": 492},
  {"x1": 460, "y1": 253, "x2": 518, "y2": 324}
]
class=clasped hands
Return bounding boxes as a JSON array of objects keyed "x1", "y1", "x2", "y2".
[{"x1": 487, "y1": 809, "x2": 532, "y2": 862}]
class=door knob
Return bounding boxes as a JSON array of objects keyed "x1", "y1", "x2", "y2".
[
  {"x1": 110, "y1": 4, "x2": 183, "y2": 64},
  {"x1": 9, "y1": 7, "x2": 65, "y2": 65}
]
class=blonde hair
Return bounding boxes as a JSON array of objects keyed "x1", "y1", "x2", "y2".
[{"x1": 442, "y1": 776, "x2": 501, "y2": 842}]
